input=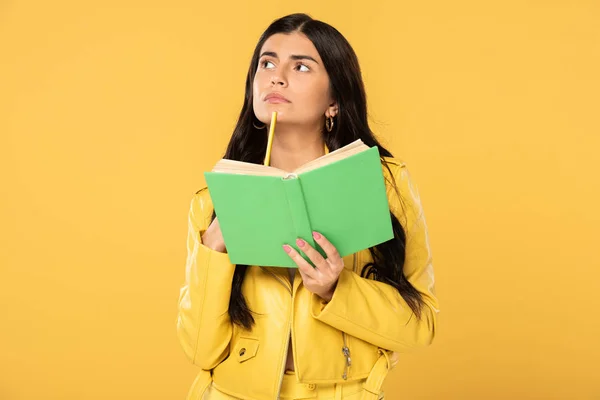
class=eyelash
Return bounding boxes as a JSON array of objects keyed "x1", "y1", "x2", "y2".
[
  {"x1": 260, "y1": 60, "x2": 274, "y2": 69},
  {"x1": 259, "y1": 60, "x2": 310, "y2": 72}
]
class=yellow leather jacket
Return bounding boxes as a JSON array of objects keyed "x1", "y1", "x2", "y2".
[{"x1": 177, "y1": 157, "x2": 439, "y2": 400}]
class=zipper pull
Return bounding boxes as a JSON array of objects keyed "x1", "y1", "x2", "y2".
[
  {"x1": 342, "y1": 345, "x2": 352, "y2": 380},
  {"x1": 341, "y1": 333, "x2": 351, "y2": 380},
  {"x1": 342, "y1": 346, "x2": 352, "y2": 366}
]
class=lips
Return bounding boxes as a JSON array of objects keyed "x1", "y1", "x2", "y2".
[{"x1": 264, "y1": 93, "x2": 291, "y2": 103}]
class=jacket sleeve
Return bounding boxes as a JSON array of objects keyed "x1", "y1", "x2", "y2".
[
  {"x1": 176, "y1": 189, "x2": 236, "y2": 369},
  {"x1": 310, "y1": 163, "x2": 439, "y2": 353}
]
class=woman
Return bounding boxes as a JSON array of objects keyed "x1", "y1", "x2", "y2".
[{"x1": 177, "y1": 13, "x2": 439, "y2": 400}]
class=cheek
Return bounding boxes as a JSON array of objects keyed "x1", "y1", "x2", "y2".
[
  {"x1": 252, "y1": 76, "x2": 264, "y2": 117},
  {"x1": 252, "y1": 77, "x2": 261, "y2": 102},
  {"x1": 295, "y1": 77, "x2": 331, "y2": 113}
]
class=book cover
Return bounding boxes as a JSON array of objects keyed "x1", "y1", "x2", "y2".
[{"x1": 204, "y1": 143, "x2": 394, "y2": 267}]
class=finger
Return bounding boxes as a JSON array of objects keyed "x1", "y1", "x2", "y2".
[
  {"x1": 295, "y1": 238, "x2": 327, "y2": 271},
  {"x1": 283, "y1": 244, "x2": 317, "y2": 279},
  {"x1": 296, "y1": 265, "x2": 314, "y2": 285},
  {"x1": 311, "y1": 232, "x2": 342, "y2": 264}
]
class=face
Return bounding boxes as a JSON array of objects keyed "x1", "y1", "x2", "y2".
[{"x1": 252, "y1": 32, "x2": 338, "y2": 127}]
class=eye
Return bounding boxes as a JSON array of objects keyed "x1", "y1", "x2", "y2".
[
  {"x1": 261, "y1": 60, "x2": 275, "y2": 69},
  {"x1": 295, "y1": 63, "x2": 310, "y2": 72}
]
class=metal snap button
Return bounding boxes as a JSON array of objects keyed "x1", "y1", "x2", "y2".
[{"x1": 239, "y1": 348, "x2": 246, "y2": 356}]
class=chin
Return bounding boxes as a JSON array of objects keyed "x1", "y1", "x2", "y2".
[{"x1": 258, "y1": 108, "x2": 290, "y2": 122}]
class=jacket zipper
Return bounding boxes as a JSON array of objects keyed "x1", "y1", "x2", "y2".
[
  {"x1": 342, "y1": 333, "x2": 352, "y2": 379},
  {"x1": 341, "y1": 253, "x2": 358, "y2": 380}
]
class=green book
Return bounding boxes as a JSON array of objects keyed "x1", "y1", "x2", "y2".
[{"x1": 204, "y1": 139, "x2": 393, "y2": 268}]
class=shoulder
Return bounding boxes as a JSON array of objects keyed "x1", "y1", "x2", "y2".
[
  {"x1": 382, "y1": 156, "x2": 406, "y2": 167},
  {"x1": 381, "y1": 156, "x2": 406, "y2": 174},
  {"x1": 380, "y1": 155, "x2": 409, "y2": 192},
  {"x1": 380, "y1": 156, "x2": 424, "y2": 228},
  {"x1": 192, "y1": 185, "x2": 211, "y2": 206},
  {"x1": 188, "y1": 186, "x2": 214, "y2": 230}
]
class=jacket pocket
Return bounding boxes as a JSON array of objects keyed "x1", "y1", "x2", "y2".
[{"x1": 233, "y1": 337, "x2": 259, "y2": 363}]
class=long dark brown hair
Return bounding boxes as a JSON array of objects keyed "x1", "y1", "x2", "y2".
[{"x1": 210, "y1": 13, "x2": 425, "y2": 330}]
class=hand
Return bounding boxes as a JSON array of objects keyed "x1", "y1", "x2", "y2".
[
  {"x1": 201, "y1": 217, "x2": 227, "y2": 253},
  {"x1": 283, "y1": 231, "x2": 344, "y2": 302}
]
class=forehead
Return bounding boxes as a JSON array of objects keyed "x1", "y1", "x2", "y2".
[{"x1": 259, "y1": 32, "x2": 322, "y2": 61}]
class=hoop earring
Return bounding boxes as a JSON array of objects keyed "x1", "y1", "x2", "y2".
[
  {"x1": 325, "y1": 116, "x2": 334, "y2": 132},
  {"x1": 253, "y1": 121, "x2": 266, "y2": 129}
]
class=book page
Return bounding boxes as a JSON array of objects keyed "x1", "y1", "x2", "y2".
[
  {"x1": 210, "y1": 139, "x2": 369, "y2": 176},
  {"x1": 211, "y1": 160, "x2": 288, "y2": 176},
  {"x1": 293, "y1": 139, "x2": 369, "y2": 174}
]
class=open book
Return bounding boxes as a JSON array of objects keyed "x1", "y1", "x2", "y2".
[{"x1": 204, "y1": 139, "x2": 393, "y2": 268}]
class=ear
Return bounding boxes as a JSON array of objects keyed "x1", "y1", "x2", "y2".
[{"x1": 325, "y1": 101, "x2": 339, "y2": 118}]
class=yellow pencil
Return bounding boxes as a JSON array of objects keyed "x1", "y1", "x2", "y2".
[{"x1": 263, "y1": 111, "x2": 277, "y2": 166}]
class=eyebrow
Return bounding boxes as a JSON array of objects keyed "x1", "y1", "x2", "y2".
[{"x1": 259, "y1": 51, "x2": 319, "y2": 64}]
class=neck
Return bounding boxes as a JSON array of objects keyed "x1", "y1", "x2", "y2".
[{"x1": 268, "y1": 123, "x2": 326, "y2": 172}]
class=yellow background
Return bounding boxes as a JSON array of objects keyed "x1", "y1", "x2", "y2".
[{"x1": 1, "y1": 1, "x2": 599, "y2": 399}]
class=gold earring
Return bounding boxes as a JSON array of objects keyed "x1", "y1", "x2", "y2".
[
  {"x1": 253, "y1": 120, "x2": 266, "y2": 129},
  {"x1": 326, "y1": 116, "x2": 334, "y2": 132}
]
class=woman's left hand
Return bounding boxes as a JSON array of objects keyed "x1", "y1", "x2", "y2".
[{"x1": 283, "y1": 231, "x2": 344, "y2": 302}]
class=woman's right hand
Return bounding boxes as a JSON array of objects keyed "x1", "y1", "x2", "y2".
[{"x1": 201, "y1": 217, "x2": 227, "y2": 253}]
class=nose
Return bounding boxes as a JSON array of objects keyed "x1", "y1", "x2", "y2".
[{"x1": 270, "y1": 72, "x2": 287, "y2": 87}]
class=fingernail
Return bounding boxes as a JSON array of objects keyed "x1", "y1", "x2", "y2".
[
  {"x1": 283, "y1": 245, "x2": 292, "y2": 253},
  {"x1": 312, "y1": 231, "x2": 321, "y2": 240},
  {"x1": 296, "y1": 238, "x2": 305, "y2": 247}
]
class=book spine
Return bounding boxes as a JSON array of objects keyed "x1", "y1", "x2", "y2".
[{"x1": 282, "y1": 175, "x2": 316, "y2": 265}]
